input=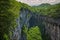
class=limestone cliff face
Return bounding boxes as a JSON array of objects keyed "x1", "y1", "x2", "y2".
[
  {"x1": 12, "y1": 8, "x2": 60, "y2": 40},
  {"x1": 44, "y1": 18, "x2": 60, "y2": 40},
  {"x1": 11, "y1": 8, "x2": 33, "y2": 40}
]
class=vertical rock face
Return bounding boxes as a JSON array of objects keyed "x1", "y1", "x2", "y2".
[
  {"x1": 44, "y1": 18, "x2": 60, "y2": 40},
  {"x1": 11, "y1": 12, "x2": 21, "y2": 40},
  {"x1": 20, "y1": 8, "x2": 32, "y2": 28},
  {"x1": 12, "y1": 8, "x2": 33, "y2": 40},
  {"x1": 20, "y1": 8, "x2": 33, "y2": 40},
  {"x1": 12, "y1": 8, "x2": 60, "y2": 40}
]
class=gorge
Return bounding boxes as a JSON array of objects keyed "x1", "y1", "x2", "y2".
[
  {"x1": 12, "y1": 8, "x2": 60, "y2": 40},
  {"x1": 0, "y1": 0, "x2": 60, "y2": 40}
]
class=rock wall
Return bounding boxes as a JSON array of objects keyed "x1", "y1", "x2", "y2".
[
  {"x1": 11, "y1": 8, "x2": 60, "y2": 40},
  {"x1": 44, "y1": 18, "x2": 60, "y2": 40}
]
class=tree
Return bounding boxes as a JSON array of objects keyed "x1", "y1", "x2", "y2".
[
  {"x1": 0, "y1": 0, "x2": 20, "y2": 40},
  {"x1": 22, "y1": 26, "x2": 42, "y2": 40},
  {"x1": 27, "y1": 26, "x2": 42, "y2": 40}
]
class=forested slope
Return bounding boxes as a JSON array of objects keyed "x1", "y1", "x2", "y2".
[
  {"x1": 0, "y1": 0, "x2": 20, "y2": 40},
  {"x1": 33, "y1": 3, "x2": 60, "y2": 18}
]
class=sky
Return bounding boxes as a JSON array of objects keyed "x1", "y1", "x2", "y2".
[{"x1": 16, "y1": 0, "x2": 60, "y2": 6}]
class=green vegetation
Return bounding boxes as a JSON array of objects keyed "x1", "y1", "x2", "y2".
[
  {"x1": 0, "y1": 0, "x2": 60, "y2": 40},
  {"x1": 0, "y1": 0, "x2": 20, "y2": 40},
  {"x1": 32, "y1": 3, "x2": 60, "y2": 18},
  {"x1": 27, "y1": 26, "x2": 42, "y2": 40},
  {"x1": 20, "y1": 3, "x2": 60, "y2": 18},
  {"x1": 22, "y1": 26, "x2": 42, "y2": 40}
]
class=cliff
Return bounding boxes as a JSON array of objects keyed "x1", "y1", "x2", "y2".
[
  {"x1": 11, "y1": 3, "x2": 60, "y2": 40},
  {"x1": 11, "y1": 7, "x2": 60, "y2": 40}
]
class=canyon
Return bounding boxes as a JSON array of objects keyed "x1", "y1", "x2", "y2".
[{"x1": 11, "y1": 8, "x2": 60, "y2": 40}]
